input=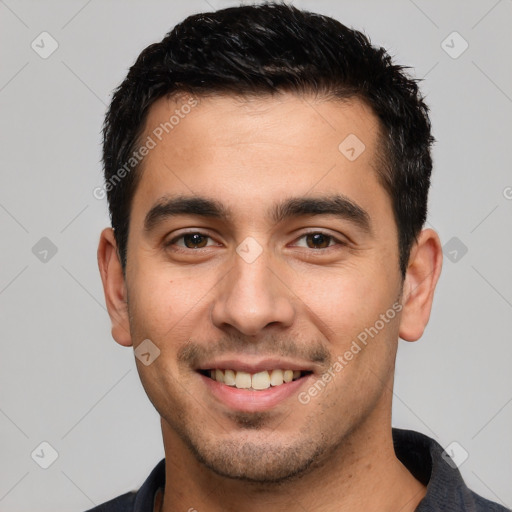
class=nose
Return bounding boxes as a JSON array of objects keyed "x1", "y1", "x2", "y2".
[{"x1": 211, "y1": 247, "x2": 295, "y2": 337}]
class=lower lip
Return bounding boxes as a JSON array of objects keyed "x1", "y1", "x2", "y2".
[{"x1": 199, "y1": 373, "x2": 312, "y2": 412}]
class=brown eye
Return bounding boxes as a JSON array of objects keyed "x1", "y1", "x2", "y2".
[
  {"x1": 182, "y1": 233, "x2": 209, "y2": 248},
  {"x1": 305, "y1": 233, "x2": 333, "y2": 249}
]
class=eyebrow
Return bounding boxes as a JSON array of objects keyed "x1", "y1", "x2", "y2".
[
  {"x1": 143, "y1": 194, "x2": 372, "y2": 234},
  {"x1": 272, "y1": 195, "x2": 372, "y2": 233},
  {"x1": 144, "y1": 196, "x2": 231, "y2": 232}
]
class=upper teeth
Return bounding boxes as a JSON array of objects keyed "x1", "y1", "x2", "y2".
[{"x1": 209, "y1": 369, "x2": 302, "y2": 390}]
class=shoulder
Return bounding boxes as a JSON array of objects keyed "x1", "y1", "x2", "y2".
[
  {"x1": 392, "y1": 428, "x2": 510, "y2": 512},
  {"x1": 84, "y1": 491, "x2": 136, "y2": 512},
  {"x1": 471, "y1": 491, "x2": 510, "y2": 511},
  {"x1": 82, "y1": 458, "x2": 166, "y2": 512}
]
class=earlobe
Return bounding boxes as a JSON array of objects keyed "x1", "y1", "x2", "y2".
[
  {"x1": 398, "y1": 228, "x2": 443, "y2": 342},
  {"x1": 97, "y1": 228, "x2": 133, "y2": 347}
]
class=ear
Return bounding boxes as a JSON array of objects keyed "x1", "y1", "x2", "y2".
[
  {"x1": 97, "y1": 227, "x2": 133, "y2": 347},
  {"x1": 399, "y1": 228, "x2": 443, "y2": 342}
]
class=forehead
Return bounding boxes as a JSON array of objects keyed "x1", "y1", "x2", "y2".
[{"x1": 130, "y1": 92, "x2": 389, "y2": 227}]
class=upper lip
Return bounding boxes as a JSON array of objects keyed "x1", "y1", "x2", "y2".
[{"x1": 196, "y1": 357, "x2": 316, "y2": 374}]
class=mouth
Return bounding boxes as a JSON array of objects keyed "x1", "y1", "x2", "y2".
[
  {"x1": 198, "y1": 368, "x2": 313, "y2": 391},
  {"x1": 196, "y1": 362, "x2": 315, "y2": 412}
]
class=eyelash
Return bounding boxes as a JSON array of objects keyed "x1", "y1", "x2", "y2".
[{"x1": 166, "y1": 230, "x2": 346, "y2": 251}]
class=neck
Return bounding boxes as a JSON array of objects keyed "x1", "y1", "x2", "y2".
[{"x1": 159, "y1": 403, "x2": 426, "y2": 512}]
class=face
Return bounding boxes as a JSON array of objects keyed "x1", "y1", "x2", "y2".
[{"x1": 118, "y1": 93, "x2": 406, "y2": 483}]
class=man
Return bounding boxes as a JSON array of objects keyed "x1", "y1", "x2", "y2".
[{"x1": 93, "y1": 3, "x2": 507, "y2": 511}]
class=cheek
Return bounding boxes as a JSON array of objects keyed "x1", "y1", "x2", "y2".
[
  {"x1": 128, "y1": 263, "x2": 215, "y2": 345},
  {"x1": 295, "y1": 264, "x2": 397, "y2": 344}
]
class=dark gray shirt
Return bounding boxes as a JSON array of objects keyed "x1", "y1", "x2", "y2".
[{"x1": 86, "y1": 428, "x2": 510, "y2": 511}]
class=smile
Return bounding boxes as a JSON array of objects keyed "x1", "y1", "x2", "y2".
[{"x1": 199, "y1": 368, "x2": 311, "y2": 390}]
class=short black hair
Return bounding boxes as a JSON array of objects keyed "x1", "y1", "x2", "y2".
[{"x1": 102, "y1": 2, "x2": 434, "y2": 277}]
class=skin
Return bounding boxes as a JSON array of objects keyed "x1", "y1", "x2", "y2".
[{"x1": 98, "y1": 92, "x2": 443, "y2": 512}]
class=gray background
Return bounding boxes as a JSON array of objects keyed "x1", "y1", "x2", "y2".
[{"x1": 0, "y1": 0, "x2": 511, "y2": 510}]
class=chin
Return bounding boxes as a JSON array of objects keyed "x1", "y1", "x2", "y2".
[{"x1": 182, "y1": 430, "x2": 329, "y2": 485}]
